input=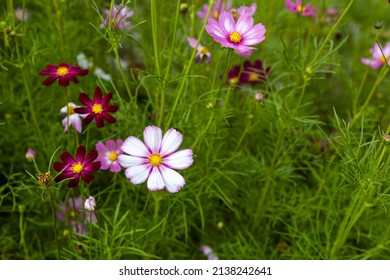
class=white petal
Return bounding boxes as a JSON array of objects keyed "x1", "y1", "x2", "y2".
[
  {"x1": 147, "y1": 167, "x2": 165, "y2": 191},
  {"x1": 159, "y1": 165, "x2": 186, "y2": 193},
  {"x1": 235, "y1": 15, "x2": 253, "y2": 35},
  {"x1": 143, "y1": 126, "x2": 162, "y2": 153},
  {"x1": 160, "y1": 128, "x2": 183, "y2": 156},
  {"x1": 118, "y1": 155, "x2": 148, "y2": 168},
  {"x1": 124, "y1": 164, "x2": 151, "y2": 185},
  {"x1": 219, "y1": 11, "x2": 235, "y2": 33},
  {"x1": 163, "y1": 149, "x2": 193, "y2": 170},
  {"x1": 121, "y1": 136, "x2": 150, "y2": 157}
]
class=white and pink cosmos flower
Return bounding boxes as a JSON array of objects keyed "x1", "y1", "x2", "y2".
[
  {"x1": 361, "y1": 43, "x2": 390, "y2": 69},
  {"x1": 118, "y1": 126, "x2": 194, "y2": 193},
  {"x1": 96, "y1": 139, "x2": 123, "y2": 173},
  {"x1": 187, "y1": 37, "x2": 211, "y2": 64},
  {"x1": 60, "y1": 102, "x2": 85, "y2": 134},
  {"x1": 205, "y1": 11, "x2": 266, "y2": 57},
  {"x1": 236, "y1": 3, "x2": 257, "y2": 17},
  {"x1": 197, "y1": 0, "x2": 232, "y2": 21}
]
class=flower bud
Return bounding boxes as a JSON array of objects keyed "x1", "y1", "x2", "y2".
[{"x1": 84, "y1": 196, "x2": 96, "y2": 211}]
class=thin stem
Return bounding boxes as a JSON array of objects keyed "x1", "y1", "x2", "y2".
[{"x1": 49, "y1": 189, "x2": 60, "y2": 259}]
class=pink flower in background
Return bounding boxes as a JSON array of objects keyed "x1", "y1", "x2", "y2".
[
  {"x1": 187, "y1": 37, "x2": 211, "y2": 64},
  {"x1": 39, "y1": 63, "x2": 89, "y2": 87},
  {"x1": 361, "y1": 43, "x2": 390, "y2": 69},
  {"x1": 285, "y1": 0, "x2": 318, "y2": 17},
  {"x1": 53, "y1": 146, "x2": 101, "y2": 188},
  {"x1": 84, "y1": 196, "x2": 96, "y2": 211},
  {"x1": 118, "y1": 126, "x2": 194, "y2": 193},
  {"x1": 102, "y1": 4, "x2": 134, "y2": 30},
  {"x1": 15, "y1": 8, "x2": 29, "y2": 21},
  {"x1": 236, "y1": 3, "x2": 257, "y2": 17},
  {"x1": 199, "y1": 245, "x2": 219, "y2": 260},
  {"x1": 25, "y1": 148, "x2": 36, "y2": 161},
  {"x1": 205, "y1": 11, "x2": 266, "y2": 57},
  {"x1": 56, "y1": 197, "x2": 97, "y2": 235},
  {"x1": 198, "y1": 0, "x2": 232, "y2": 20},
  {"x1": 60, "y1": 102, "x2": 85, "y2": 133},
  {"x1": 240, "y1": 60, "x2": 270, "y2": 84},
  {"x1": 96, "y1": 139, "x2": 123, "y2": 173}
]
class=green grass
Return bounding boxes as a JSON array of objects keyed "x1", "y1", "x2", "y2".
[{"x1": 0, "y1": 0, "x2": 389, "y2": 260}]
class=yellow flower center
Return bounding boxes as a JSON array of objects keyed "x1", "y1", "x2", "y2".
[
  {"x1": 199, "y1": 46, "x2": 209, "y2": 55},
  {"x1": 67, "y1": 105, "x2": 75, "y2": 115},
  {"x1": 229, "y1": 77, "x2": 239, "y2": 86},
  {"x1": 213, "y1": 11, "x2": 219, "y2": 19},
  {"x1": 296, "y1": 5, "x2": 306, "y2": 13},
  {"x1": 57, "y1": 66, "x2": 69, "y2": 76},
  {"x1": 92, "y1": 103, "x2": 103, "y2": 114},
  {"x1": 71, "y1": 162, "x2": 84, "y2": 174},
  {"x1": 229, "y1": 32, "x2": 241, "y2": 43},
  {"x1": 380, "y1": 56, "x2": 388, "y2": 63},
  {"x1": 249, "y1": 73, "x2": 259, "y2": 81},
  {"x1": 109, "y1": 151, "x2": 118, "y2": 161},
  {"x1": 148, "y1": 153, "x2": 163, "y2": 167}
]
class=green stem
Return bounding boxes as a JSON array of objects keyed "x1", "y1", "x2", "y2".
[
  {"x1": 49, "y1": 189, "x2": 61, "y2": 259},
  {"x1": 18, "y1": 205, "x2": 30, "y2": 259}
]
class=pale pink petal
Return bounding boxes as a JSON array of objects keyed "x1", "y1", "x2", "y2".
[
  {"x1": 106, "y1": 139, "x2": 116, "y2": 151},
  {"x1": 163, "y1": 149, "x2": 193, "y2": 170},
  {"x1": 235, "y1": 15, "x2": 253, "y2": 35},
  {"x1": 61, "y1": 117, "x2": 69, "y2": 132},
  {"x1": 160, "y1": 128, "x2": 183, "y2": 156},
  {"x1": 121, "y1": 136, "x2": 150, "y2": 157},
  {"x1": 118, "y1": 155, "x2": 148, "y2": 168},
  {"x1": 109, "y1": 161, "x2": 122, "y2": 172},
  {"x1": 219, "y1": 11, "x2": 235, "y2": 34},
  {"x1": 147, "y1": 167, "x2": 165, "y2": 191},
  {"x1": 143, "y1": 126, "x2": 162, "y2": 153},
  {"x1": 124, "y1": 164, "x2": 151, "y2": 184},
  {"x1": 242, "y1": 23, "x2": 266, "y2": 46},
  {"x1": 96, "y1": 142, "x2": 107, "y2": 153},
  {"x1": 206, "y1": 18, "x2": 228, "y2": 38},
  {"x1": 72, "y1": 115, "x2": 82, "y2": 133},
  {"x1": 159, "y1": 165, "x2": 186, "y2": 193},
  {"x1": 187, "y1": 37, "x2": 197, "y2": 48}
]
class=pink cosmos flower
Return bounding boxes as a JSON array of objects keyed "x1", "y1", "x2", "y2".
[
  {"x1": 96, "y1": 139, "x2": 123, "y2": 173},
  {"x1": 60, "y1": 102, "x2": 85, "y2": 133},
  {"x1": 199, "y1": 245, "x2": 219, "y2": 260},
  {"x1": 198, "y1": 0, "x2": 232, "y2": 20},
  {"x1": 56, "y1": 197, "x2": 97, "y2": 235},
  {"x1": 15, "y1": 8, "x2": 29, "y2": 21},
  {"x1": 118, "y1": 126, "x2": 194, "y2": 193},
  {"x1": 25, "y1": 148, "x2": 36, "y2": 161},
  {"x1": 235, "y1": 3, "x2": 257, "y2": 17},
  {"x1": 84, "y1": 196, "x2": 96, "y2": 211},
  {"x1": 101, "y1": 5, "x2": 134, "y2": 30},
  {"x1": 285, "y1": 0, "x2": 318, "y2": 17},
  {"x1": 74, "y1": 86, "x2": 119, "y2": 128},
  {"x1": 53, "y1": 146, "x2": 101, "y2": 188},
  {"x1": 205, "y1": 11, "x2": 266, "y2": 57},
  {"x1": 187, "y1": 37, "x2": 211, "y2": 64},
  {"x1": 361, "y1": 43, "x2": 390, "y2": 69},
  {"x1": 39, "y1": 63, "x2": 89, "y2": 87}
]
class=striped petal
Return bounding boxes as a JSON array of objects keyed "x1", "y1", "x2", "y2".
[
  {"x1": 159, "y1": 165, "x2": 186, "y2": 193},
  {"x1": 163, "y1": 149, "x2": 193, "y2": 170},
  {"x1": 121, "y1": 136, "x2": 150, "y2": 157}
]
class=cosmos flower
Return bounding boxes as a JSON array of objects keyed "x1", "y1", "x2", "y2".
[
  {"x1": 361, "y1": 43, "x2": 390, "y2": 69},
  {"x1": 240, "y1": 59, "x2": 270, "y2": 84},
  {"x1": 285, "y1": 0, "x2": 318, "y2": 17},
  {"x1": 56, "y1": 197, "x2": 97, "y2": 235},
  {"x1": 74, "y1": 86, "x2": 119, "y2": 128},
  {"x1": 197, "y1": 0, "x2": 232, "y2": 20},
  {"x1": 25, "y1": 148, "x2": 36, "y2": 161},
  {"x1": 101, "y1": 4, "x2": 134, "y2": 30},
  {"x1": 187, "y1": 37, "x2": 211, "y2": 64},
  {"x1": 77, "y1": 53, "x2": 112, "y2": 81},
  {"x1": 84, "y1": 196, "x2": 96, "y2": 211},
  {"x1": 232, "y1": 3, "x2": 257, "y2": 18},
  {"x1": 60, "y1": 102, "x2": 85, "y2": 134},
  {"x1": 53, "y1": 145, "x2": 101, "y2": 188},
  {"x1": 15, "y1": 8, "x2": 29, "y2": 21},
  {"x1": 96, "y1": 139, "x2": 123, "y2": 173},
  {"x1": 118, "y1": 126, "x2": 194, "y2": 193},
  {"x1": 39, "y1": 63, "x2": 89, "y2": 87},
  {"x1": 199, "y1": 245, "x2": 219, "y2": 260},
  {"x1": 205, "y1": 11, "x2": 266, "y2": 57},
  {"x1": 227, "y1": 65, "x2": 242, "y2": 86}
]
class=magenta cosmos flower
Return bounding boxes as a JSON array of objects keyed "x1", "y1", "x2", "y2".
[
  {"x1": 39, "y1": 63, "x2": 89, "y2": 87},
  {"x1": 285, "y1": 0, "x2": 318, "y2": 17},
  {"x1": 361, "y1": 43, "x2": 390, "y2": 69},
  {"x1": 240, "y1": 60, "x2": 270, "y2": 84},
  {"x1": 187, "y1": 37, "x2": 211, "y2": 64},
  {"x1": 96, "y1": 139, "x2": 123, "y2": 173},
  {"x1": 205, "y1": 11, "x2": 266, "y2": 57},
  {"x1": 74, "y1": 86, "x2": 119, "y2": 128},
  {"x1": 53, "y1": 145, "x2": 101, "y2": 188},
  {"x1": 118, "y1": 126, "x2": 194, "y2": 193},
  {"x1": 101, "y1": 4, "x2": 134, "y2": 30},
  {"x1": 198, "y1": 0, "x2": 232, "y2": 20},
  {"x1": 60, "y1": 102, "x2": 86, "y2": 133}
]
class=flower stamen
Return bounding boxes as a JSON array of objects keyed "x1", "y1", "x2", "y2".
[
  {"x1": 109, "y1": 151, "x2": 118, "y2": 161},
  {"x1": 57, "y1": 66, "x2": 69, "y2": 76},
  {"x1": 72, "y1": 162, "x2": 84, "y2": 174},
  {"x1": 229, "y1": 32, "x2": 241, "y2": 43},
  {"x1": 92, "y1": 103, "x2": 103, "y2": 114},
  {"x1": 148, "y1": 153, "x2": 163, "y2": 167}
]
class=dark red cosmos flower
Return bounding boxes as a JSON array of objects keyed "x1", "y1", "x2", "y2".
[
  {"x1": 53, "y1": 146, "x2": 101, "y2": 188},
  {"x1": 74, "y1": 86, "x2": 119, "y2": 128},
  {"x1": 240, "y1": 60, "x2": 270, "y2": 84},
  {"x1": 39, "y1": 63, "x2": 89, "y2": 87}
]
